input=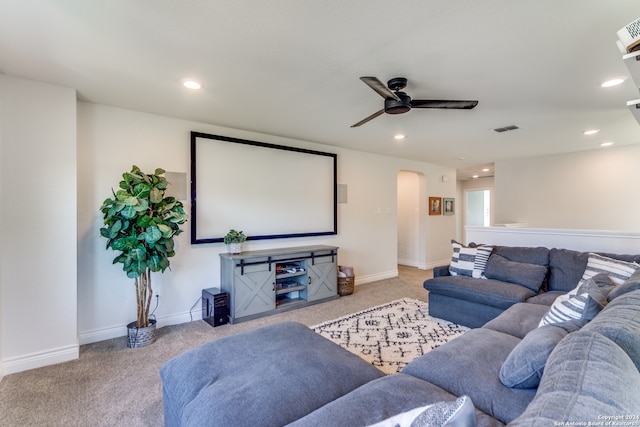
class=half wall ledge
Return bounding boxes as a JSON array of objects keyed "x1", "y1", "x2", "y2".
[{"x1": 465, "y1": 226, "x2": 640, "y2": 254}]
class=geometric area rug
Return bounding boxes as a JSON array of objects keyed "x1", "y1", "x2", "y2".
[{"x1": 312, "y1": 298, "x2": 469, "y2": 374}]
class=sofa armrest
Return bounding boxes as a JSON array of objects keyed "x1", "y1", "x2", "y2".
[{"x1": 433, "y1": 265, "x2": 451, "y2": 277}]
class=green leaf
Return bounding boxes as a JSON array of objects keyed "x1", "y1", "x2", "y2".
[
  {"x1": 133, "y1": 182, "x2": 151, "y2": 199},
  {"x1": 137, "y1": 215, "x2": 152, "y2": 228},
  {"x1": 115, "y1": 190, "x2": 131, "y2": 201},
  {"x1": 107, "y1": 220, "x2": 122, "y2": 238},
  {"x1": 154, "y1": 168, "x2": 165, "y2": 175},
  {"x1": 133, "y1": 198, "x2": 149, "y2": 212},
  {"x1": 123, "y1": 196, "x2": 139, "y2": 207},
  {"x1": 157, "y1": 223, "x2": 172, "y2": 237},
  {"x1": 107, "y1": 202, "x2": 125, "y2": 218},
  {"x1": 144, "y1": 226, "x2": 162, "y2": 244},
  {"x1": 120, "y1": 205, "x2": 138, "y2": 219},
  {"x1": 148, "y1": 255, "x2": 163, "y2": 272},
  {"x1": 149, "y1": 187, "x2": 163, "y2": 204}
]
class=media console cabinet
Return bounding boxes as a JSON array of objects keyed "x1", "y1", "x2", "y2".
[{"x1": 219, "y1": 245, "x2": 339, "y2": 323}]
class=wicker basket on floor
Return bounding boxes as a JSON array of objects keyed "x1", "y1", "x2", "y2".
[{"x1": 338, "y1": 276, "x2": 355, "y2": 296}]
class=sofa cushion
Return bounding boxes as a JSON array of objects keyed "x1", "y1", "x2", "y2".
[
  {"x1": 160, "y1": 322, "x2": 384, "y2": 427},
  {"x1": 483, "y1": 303, "x2": 552, "y2": 339},
  {"x1": 424, "y1": 276, "x2": 536, "y2": 310},
  {"x1": 582, "y1": 289, "x2": 640, "y2": 372},
  {"x1": 402, "y1": 328, "x2": 536, "y2": 424},
  {"x1": 509, "y1": 331, "x2": 640, "y2": 426},
  {"x1": 547, "y1": 248, "x2": 590, "y2": 292},
  {"x1": 493, "y1": 246, "x2": 549, "y2": 267},
  {"x1": 288, "y1": 374, "x2": 504, "y2": 427},
  {"x1": 367, "y1": 395, "x2": 475, "y2": 427},
  {"x1": 449, "y1": 240, "x2": 494, "y2": 278},
  {"x1": 499, "y1": 320, "x2": 584, "y2": 389},
  {"x1": 484, "y1": 254, "x2": 548, "y2": 292},
  {"x1": 525, "y1": 291, "x2": 564, "y2": 306},
  {"x1": 548, "y1": 249, "x2": 640, "y2": 292}
]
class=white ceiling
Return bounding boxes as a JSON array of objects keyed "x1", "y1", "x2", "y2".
[{"x1": 2, "y1": 1, "x2": 640, "y2": 180}]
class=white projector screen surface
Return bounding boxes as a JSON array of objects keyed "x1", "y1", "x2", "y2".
[{"x1": 191, "y1": 132, "x2": 337, "y2": 244}]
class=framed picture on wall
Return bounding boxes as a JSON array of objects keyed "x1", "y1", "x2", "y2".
[
  {"x1": 443, "y1": 198, "x2": 455, "y2": 216},
  {"x1": 428, "y1": 197, "x2": 442, "y2": 215}
]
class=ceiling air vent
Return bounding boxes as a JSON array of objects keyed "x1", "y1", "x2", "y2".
[{"x1": 493, "y1": 125, "x2": 519, "y2": 133}]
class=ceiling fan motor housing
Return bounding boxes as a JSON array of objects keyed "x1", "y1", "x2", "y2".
[{"x1": 385, "y1": 92, "x2": 412, "y2": 114}]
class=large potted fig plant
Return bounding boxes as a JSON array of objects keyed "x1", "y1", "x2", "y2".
[{"x1": 100, "y1": 165, "x2": 188, "y2": 348}]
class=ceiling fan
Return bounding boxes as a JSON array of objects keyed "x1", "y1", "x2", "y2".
[{"x1": 351, "y1": 76, "x2": 478, "y2": 128}]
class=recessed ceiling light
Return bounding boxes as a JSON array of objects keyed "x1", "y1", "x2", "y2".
[
  {"x1": 482, "y1": 168, "x2": 490, "y2": 172},
  {"x1": 183, "y1": 80, "x2": 202, "y2": 90},
  {"x1": 600, "y1": 141, "x2": 614, "y2": 147},
  {"x1": 472, "y1": 175, "x2": 479, "y2": 179},
  {"x1": 583, "y1": 129, "x2": 600, "y2": 135},
  {"x1": 394, "y1": 134, "x2": 405, "y2": 140},
  {"x1": 601, "y1": 77, "x2": 626, "y2": 88}
]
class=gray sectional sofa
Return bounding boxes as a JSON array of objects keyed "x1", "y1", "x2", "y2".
[
  {"x1": 161, "y1": 245, "x2": 640, "y2": 426},
  {"x1": 425, "y1": 245, "x2": 640, "y2": 328}
]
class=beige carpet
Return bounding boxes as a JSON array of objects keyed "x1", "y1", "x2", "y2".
[{"x1": 0, "y1": 266, "x2": 431, "y2": 427}]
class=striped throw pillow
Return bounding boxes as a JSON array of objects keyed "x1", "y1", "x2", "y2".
[
  {"x1": 538, "y1": 290, "x2": 589, "y2": 326},
  {"x1": 574, "y1": 253, "x2": 640, "y2": 292},
  {"x1": 539, "y1": 254, "x2": 639, "y2": 327},
  {"x1": 449, "y1": 240, "x2": 494, "y2": 278}
]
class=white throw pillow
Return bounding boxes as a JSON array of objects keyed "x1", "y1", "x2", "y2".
[
  {"x1": 538, "y1": 290, "x2": 588, "y2": 327},
  {"x1": 574, "y1": 253, "x2": 640, "y2": 292},
  {"x1": 367, "y1": 395, "x2": 475, "y2": 427},
  {"x1": 449, "y1": 241, "x2": 493, "y2": 279},
  {"x1": 539, "y1": 253, "x2": 639, "y2": 327}
]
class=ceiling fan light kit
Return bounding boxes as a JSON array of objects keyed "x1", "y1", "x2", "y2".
[{"x1": 351, "y1": 76, "x2": 478, "y2": 127}]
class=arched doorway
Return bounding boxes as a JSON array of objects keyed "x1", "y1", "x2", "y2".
[{"x1": 397, "y1": 170, "x2": 426, "y2": 268}]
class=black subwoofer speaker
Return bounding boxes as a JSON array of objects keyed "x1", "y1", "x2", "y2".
[{"x1": 202, "y1": 287, "x2": 229, "y2": 327}]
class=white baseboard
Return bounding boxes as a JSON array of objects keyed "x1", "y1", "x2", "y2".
[
  {"x1": 79, "y1": 310, "x2": 201, "y2": 345},
  {"x1": 355, "y1": 269, "x2": 398, "y2": 285},
  {"x1": 398, "y1": 258, "x2": 419, "y2": 268},
  {"x1": 3, "y1": 344, "x2": 79, "y2": 376},
  {"x1": 399, "y1": 259, "x2": 449, "y2": 270},
  {"x1": 423, "y1": 259, "x2": 450, "y2": 270}
]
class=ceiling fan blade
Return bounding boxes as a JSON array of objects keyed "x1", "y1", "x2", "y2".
[
  {"x1": 351, "y1": 109, "x2": 385, "y2": 128},
  {"x1": 411, "y1": 99, "x2": 478, "y2": 109},
  {"x1": 360, "y1": 77, "x2": 400, "y2": 101}
]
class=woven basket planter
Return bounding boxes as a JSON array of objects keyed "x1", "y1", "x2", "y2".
[
  {"x1": 126, "y1": 319, "x2": 157, "y2": 348},
  {"x1": 338, "y1": 276, "x2": 355, "y2": 296}
]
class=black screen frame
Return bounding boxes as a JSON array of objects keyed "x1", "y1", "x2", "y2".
[{"x1": 190, "y1": 131, "x2": 338, "y2": 244}]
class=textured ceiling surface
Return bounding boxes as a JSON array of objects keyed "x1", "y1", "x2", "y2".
[{"x1": 2, "y1": 1, "x2": 640, "y2": 179}]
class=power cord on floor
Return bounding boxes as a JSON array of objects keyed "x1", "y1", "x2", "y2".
[{"x1": 189, "y1": 296, "x2": 202, "y2": 322}]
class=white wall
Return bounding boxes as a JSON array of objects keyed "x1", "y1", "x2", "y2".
[
  {"x1": 397, "y1": 171, "x2": 420, "y2": 267},
  {"x1": 77, "y1": 102, "x2": 456, "y2": 344},
  {"x1": 494, "y1": 145, "x2": 640, "y2": 231},
  {"x1": 0, "y1": 75, "x2": 78, "y2": 374},
  {"x1": 0, "y1": 79, "x2": 4, "y2": 379}
]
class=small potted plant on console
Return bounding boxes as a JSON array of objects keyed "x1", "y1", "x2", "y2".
[{"x1": 224, "y1": 229, "x2": 247, "y2": 254}]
